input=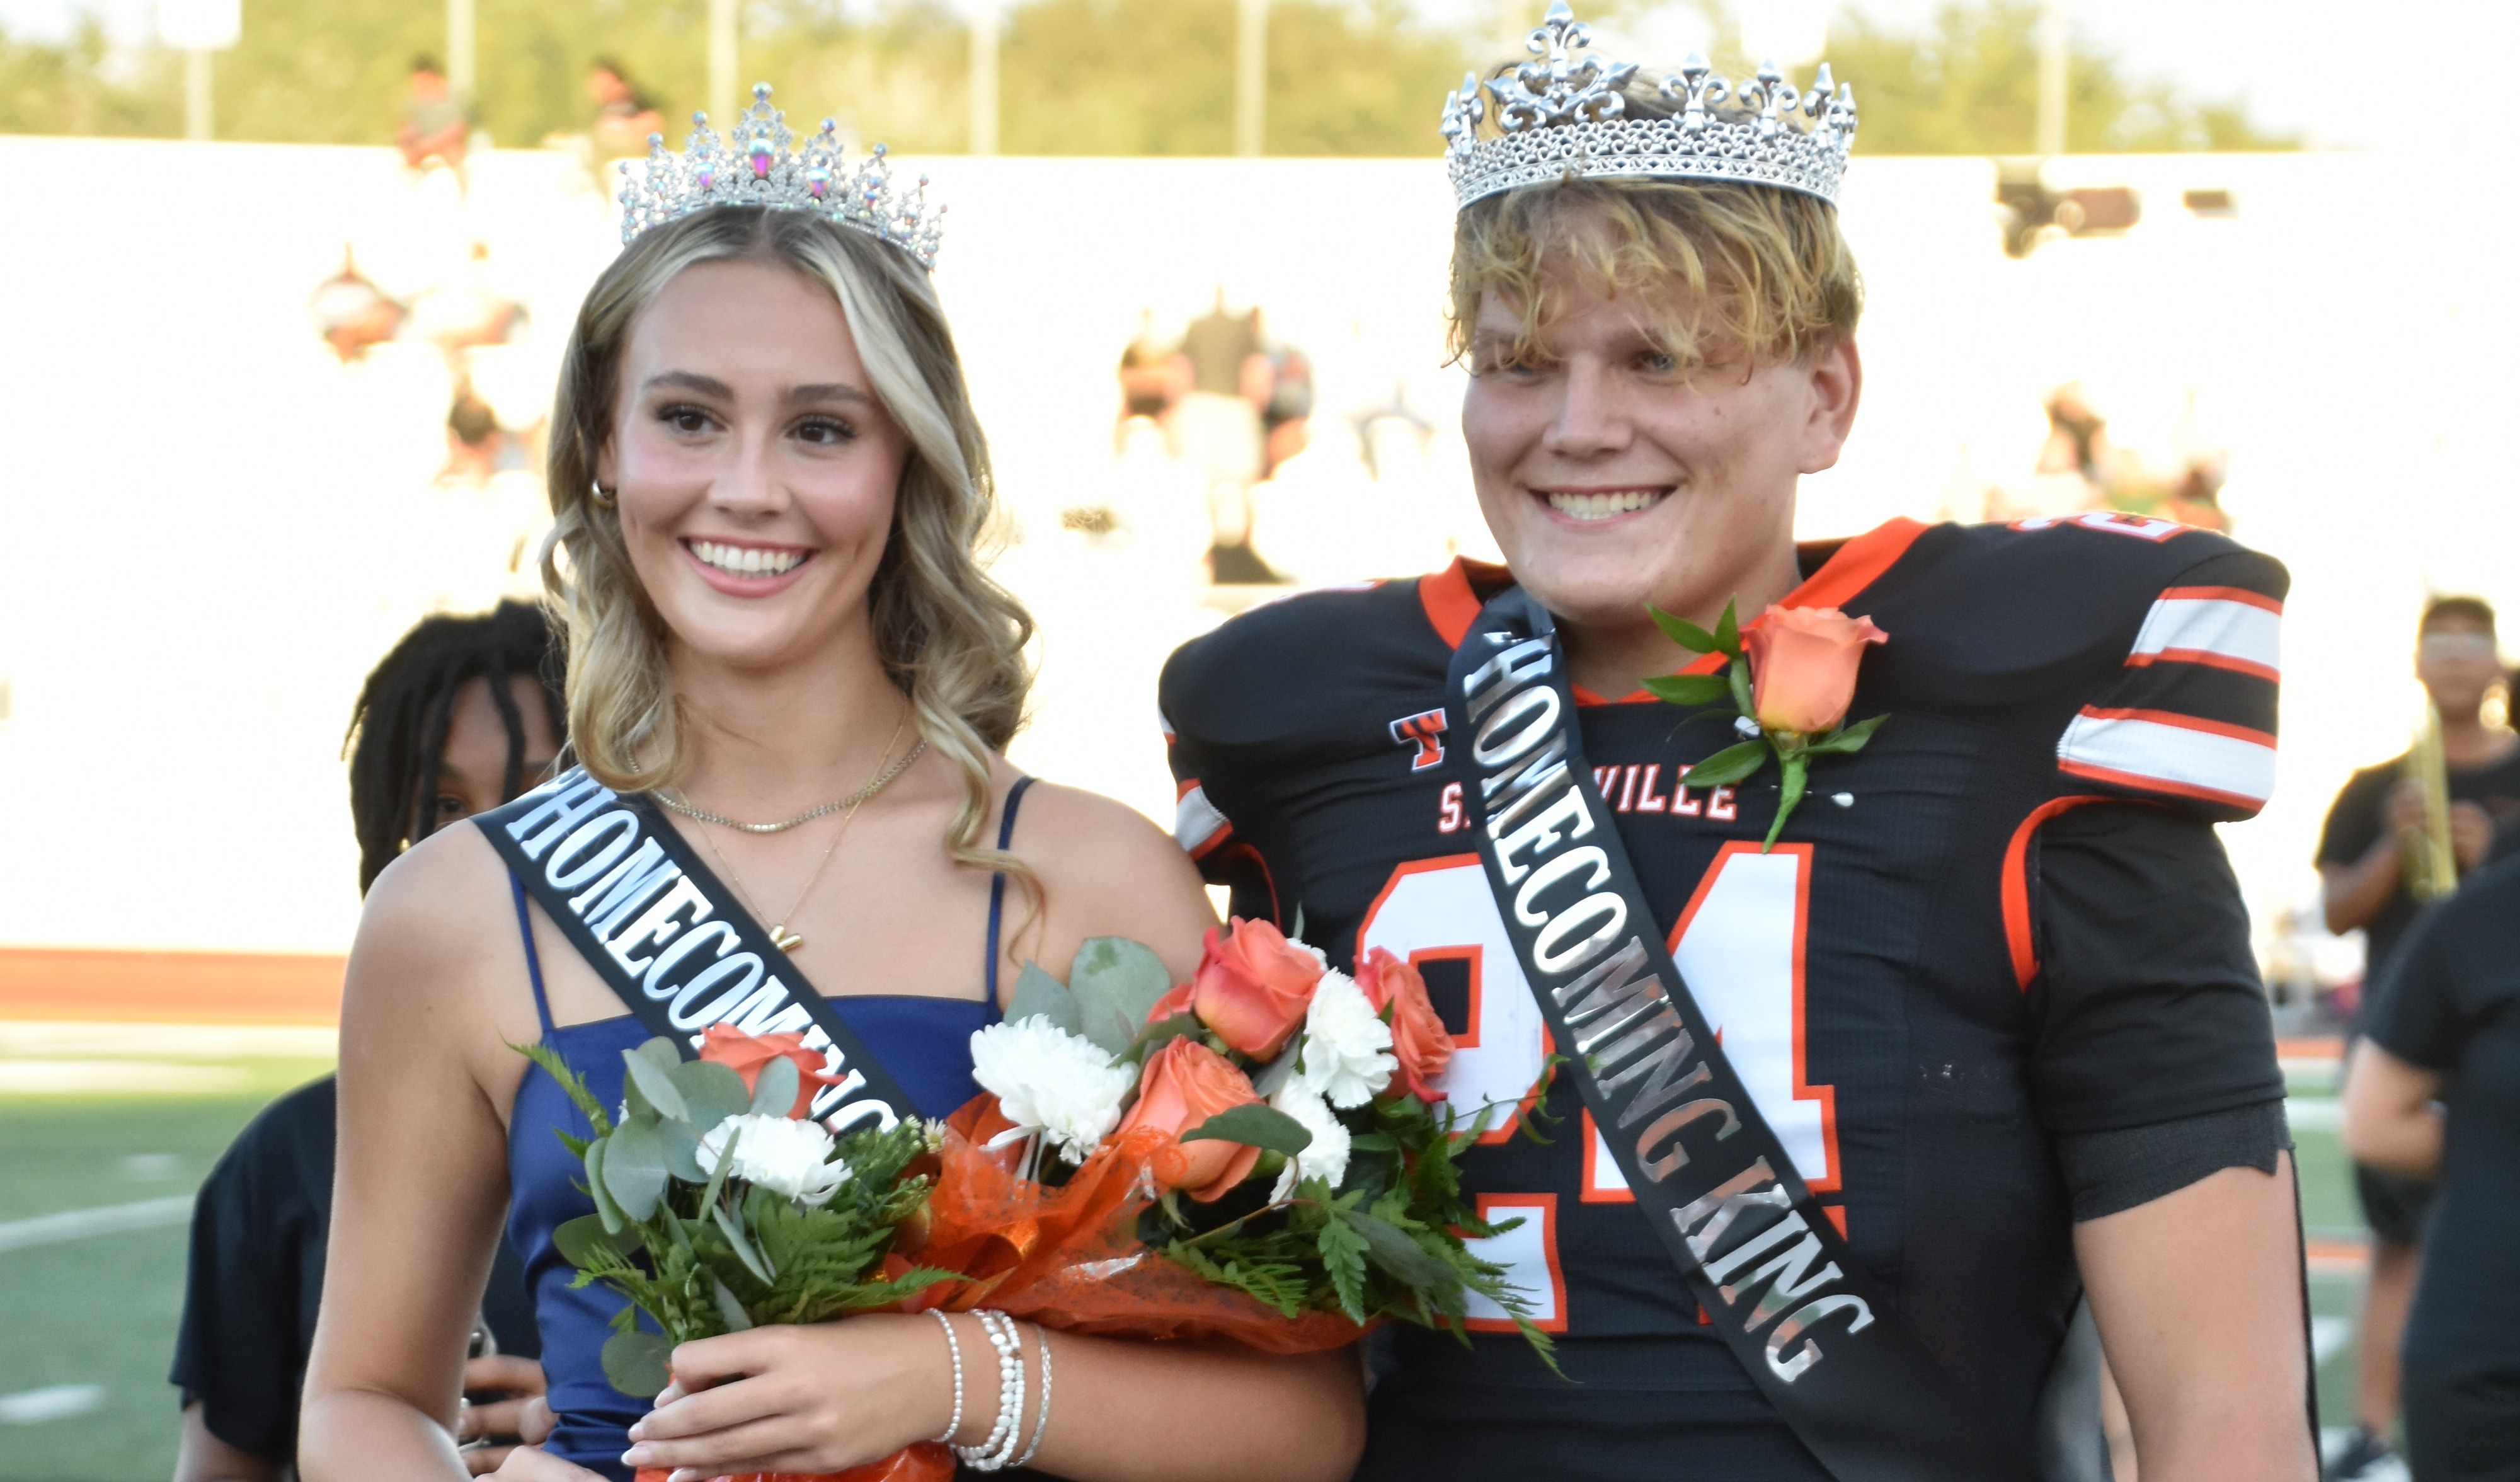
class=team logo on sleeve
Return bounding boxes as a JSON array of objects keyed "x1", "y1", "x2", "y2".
[{"x1": 1389, "y1": 708, "x2": 1448, "y2": 771}]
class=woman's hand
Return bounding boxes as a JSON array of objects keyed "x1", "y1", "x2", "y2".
[
  {"x1": 624, "y1": 1316, "x2": 954, "y2": 1482},
  {"x1": 486, "y1": 1448, "x2": 608, "y2": 1481},
  {"x1": 459, "y1": 1355, "x2": 554, "y2": 1476}
]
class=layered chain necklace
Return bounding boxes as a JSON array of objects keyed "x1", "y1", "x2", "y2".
[{"x1": 662, "y1": 720, "x2": 925, "y2": 954}]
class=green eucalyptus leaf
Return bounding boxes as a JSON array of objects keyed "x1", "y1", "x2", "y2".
[
  {"x1": 1005, "y1": 962, "x2": 1083, "y2": 1038},
  {"x1": 658, "y1": 1117, "x2": 706, "y2": 1183},
  {"x1": 1181, "y1": 1103, "x2": 1313, "y2": 1157},
  {"x1": 1068, "y1": 937, "x2": 1174, "y2": 1055},
  {"x1": 1126, "y1": 1012, "x2": 1204, "y2": 1066},
  {"x1": 668, "y1": 1060, "x2": 750, "y2": 1132},
  {"x1": 621, "y1": 1048, "x2": 689, "y2": 1123},
  {"x1": 603, "y1": 1117, "x2": 670, "y2": 1221},
  {"x1": 600, "y1": 1330, "x2": 673, "y2": 1398},
  {"x1": 621, "y1": 1070, "x2": 655, "y2": 1122},
  {"x1": 1247, "y1": 1036, "x2": 1304, "y2": 1098},
  {"x1": 1681, "y1": 740, "x2": 1770, "y2": 790},
  {"x1": 1641, "y1": 673, "x2": 1733, "y2": 708},
  {"x1": 553, "y1": 1212, "x2": 624, "y2": 1269},
  {"x1": 711, "y1": 1275, "x2": 754, "y2": 1332},
  {"x1": 1714, "y1": 597, "x2": 1741, "y2": 657},
  {"x1": 583, "y1": 1134, "x2": 626, "y2": 1234},
  {"x1": 634, "y1": 1036, "x2": 682, "y2": 1072},
  {"x1": 1646, "y1": 604, "x2": 1721, "y2": 654},
  {"x1": 747, "y1": 1056, "x2": 799, "y2": 1118},
  {"x1": 701, "y1": 1121, "x2": 742, "y2": 1213},
  {"x1": 712, "y1": 1195, "x2": 776, "y2": 1284},
  {"x1": 1342, "y1": 1207, "x2": 1457, "y2": 1293}
]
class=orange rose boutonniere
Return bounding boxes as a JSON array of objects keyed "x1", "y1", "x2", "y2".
[{"x1": 1643, "y1": 597, "x2": 1889, "y2": 850}]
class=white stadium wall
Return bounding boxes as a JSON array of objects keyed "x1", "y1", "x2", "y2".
[{"x1": 0, "y1": 136, "x2": 2510, "y2": 965}]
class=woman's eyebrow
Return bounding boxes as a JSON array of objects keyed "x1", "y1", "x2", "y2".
[
  {"x1": 641, "y1": 370, "x2": 733, "y2": 397},
  {"x1": 785, "y1": 382, "x2": 874, "y2": 406}
]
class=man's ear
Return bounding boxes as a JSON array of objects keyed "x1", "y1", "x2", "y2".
[{"x1": 1796, "y1": 333, "x2": 1863, "y2": 476}]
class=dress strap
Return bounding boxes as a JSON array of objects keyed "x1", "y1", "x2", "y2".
[
  {"x1": 510, "y1": 873, "x2": 556, "y2": 1039},
  {"x1": 984, "y1": 776, "x2": 1037, "y2": 1009}
]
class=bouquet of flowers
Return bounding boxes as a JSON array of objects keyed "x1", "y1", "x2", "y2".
[
  {"x1": 917, "y1": 919, "x2": 1547, "y2": 1353},
  {"x1": 520, "y1": 1027, "x2": 961, "y2": 1482}
]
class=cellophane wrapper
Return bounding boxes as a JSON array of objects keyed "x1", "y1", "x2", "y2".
[
  {"x1": 632, "y1": 1440, "x2": 952, "y2": 1482},
  {"x1": 893, "y1": 1099, "x2": 1363, "y2": 1354}
]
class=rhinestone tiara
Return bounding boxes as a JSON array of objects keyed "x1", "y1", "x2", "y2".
[
  {"x1": 1440, "y1": 3, "x2": 1857, "y2": 210},
  {"x1": 618, "y1": 83, "x2": 944, "y2": 270}
]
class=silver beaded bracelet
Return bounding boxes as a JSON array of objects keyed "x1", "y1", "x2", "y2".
[
  {"x1": 926, "y1": 1310, "x2": 965, "y2": 1445},
  {"x1": 1012, "y1": 1323, "x2": 1053, "y2": 1469}
]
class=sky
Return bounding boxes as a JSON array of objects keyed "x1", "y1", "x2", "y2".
[{"x1": 1, "y1": 0, "x2": 2493, "y2": 152}]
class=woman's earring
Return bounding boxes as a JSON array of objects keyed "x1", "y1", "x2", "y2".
[{"x1": 589, "y1": 480, "x2": 615, "y2": 508}]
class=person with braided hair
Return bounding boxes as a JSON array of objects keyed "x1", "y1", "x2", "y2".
[{"x1": 172, "y1": 602, "x2": 567, "y2": 1481}]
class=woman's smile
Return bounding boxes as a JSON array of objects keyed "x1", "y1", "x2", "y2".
[{"x1": 680, "y1": 536, "x2": 818, "y2": 595}]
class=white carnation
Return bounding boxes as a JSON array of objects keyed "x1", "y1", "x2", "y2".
[
  {"x1": 968, "y1": 1016, "x2": 1135, "y2": 1164},
  {"x1": 1295, "y1": 969, "x2": 1395, "y2": 1109},
  {"x1": 1269, "y1": 1085, "x2": 1353, "y2": 1202},
  {"x1": 699, "y1": 1112, "x2": 851, "y2": 1205}
]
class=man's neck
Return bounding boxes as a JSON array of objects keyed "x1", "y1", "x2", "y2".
[
  {"x1": 1557, "y1": 553, "x2": 1803, "y2": 701},
  {"x1": 2437, "y1": 707, "x2": 2516, "y2": 771}
]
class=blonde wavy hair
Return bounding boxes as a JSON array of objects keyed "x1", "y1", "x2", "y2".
[
  {"x1": 1449, "y1": 78, "x2": 1863, "y2": 373},
  {"x1": 542, "y1": 206, "x2": 1036, "y2": 888}
]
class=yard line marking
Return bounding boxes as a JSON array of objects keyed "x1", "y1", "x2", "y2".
[
  {"x1": 0, "y1": 1384, "x2": 105, "y2": 1423},
  {"x1": 0, "y1": 1195, "x2": 193, "y2": 1252},
  {"x1": 2311, "y1": 1315, "x2": 2352, "y2": 1364},
  {"x1": 2283, "y1": 1096, "x2": 2342, "y2": 1132}
]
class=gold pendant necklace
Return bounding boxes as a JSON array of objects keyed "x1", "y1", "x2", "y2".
[{"x1": 685, "y1": 721, "x2": 919, "y2": 955}]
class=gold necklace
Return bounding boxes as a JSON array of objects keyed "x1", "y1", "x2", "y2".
[
  {"x1": 658, "y1": 734, "x2": 925, "y2": 834},
  {"x1": 686, "y1": 721, "x2": 919, "y2": 954}
]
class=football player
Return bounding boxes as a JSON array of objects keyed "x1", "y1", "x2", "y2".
[{"x1": 1159, "y1": 9, "x2": 2313, "y2": 1479}]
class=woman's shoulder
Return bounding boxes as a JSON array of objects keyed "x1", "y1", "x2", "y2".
[
  {"x1": 1005, "y1": 777, "x2": 1196, "y2": 885},
  {"x1": 1000, "y1": 774, "x2": 1213, "y2": 977},
  {"x1": 350, "y1": 820, "x2": 518, "y2": 989}
]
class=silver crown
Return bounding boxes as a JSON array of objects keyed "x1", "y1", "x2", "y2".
[
  {"x1": 1441, "y1": 3, "x2": 1857, "y2": 210},
  {"x1": 618, "y1": 83, "x2": 945, "y2": 270}
]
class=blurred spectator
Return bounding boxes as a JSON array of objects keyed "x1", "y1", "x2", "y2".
[
  {"x1": 444, "y1": 374, "x2": 505, "y2": 486},
  {"x1": 2317, "y1": 595, "x2": 2520, "y2": 1482},
  {"x1": 170, "y1": 602, "x2": 564, "y2": 1482},
  {"x1": 1117, "y1": 307, "x2": 1183, "y2": 442},
  {"x1": 396, "y1": 57, "x2": 469, "y2": 175},
  {"x1": 2343, "y1": 856, "x2": 2520, "y2": 1482},
  {"x1": 307, "y1": 245, "x2": 403, "y2": 365},
  {"x1": 587, "y1": 58, "x2": 664, "y2": 166},
  {"x1": 1172, "y1": 289, "x2": 1281, "y2": 583},
  {"x1": 1257, "y1": 319, "x2": 1314, "y2": 478}
]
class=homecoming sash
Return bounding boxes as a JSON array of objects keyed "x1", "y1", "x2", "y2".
[
  {"x1": 1446, "y1": 589, "x2": 2036, "y2": 1482},
  {"x1": 478, "y1": 767, "x2": 918, "y2": 1134}
]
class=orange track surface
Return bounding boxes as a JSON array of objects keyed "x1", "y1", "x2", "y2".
[
  {"x1": 2277, "y1": 1037, "x2": 2343, "y2": 1062},
  {"x1": 0, "y1": 947, "x2": 345, "y2": 1025}
]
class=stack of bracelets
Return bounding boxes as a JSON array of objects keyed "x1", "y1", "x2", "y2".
[{"x1": 927, "y1": 1309, "x2": 1053, "y2": 1472}]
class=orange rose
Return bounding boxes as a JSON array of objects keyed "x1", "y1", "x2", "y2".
[
  {"x1": 1189, "y1": 919, "x2": 1323, "y2": 1060},
  {"x1": 1354, "y1": 948, "x2": 1453, "y2": 1103},
  {"x1": 1144, "y1": 980, "x2": 1196, "y2": 1027},
  {"x1": 1744, "y1": 605, "x2": 1887, "y2": 735},
  {"x1": 1116, "y1": 1038, "x2": 1264, "y2": 1201},
  {"x1": 696, "y1": 1025, "x2": 842, "y2": 1120}
]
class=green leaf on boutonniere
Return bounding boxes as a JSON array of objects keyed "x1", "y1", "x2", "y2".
[
  {"x1": 1681, "y1": 738, "x2": 1771, "y2": 790},
  {"x1": 1801, "y1": 713, "x2": 1889, "y2": 756},
  {"x1": 1764, "y1": 755, "x2": 1810, "y2": 852},
  {"x1": 1728, "y1": 653, "x2": 1756, "y2": 716},
  {"x1": 1713, "y1": 599, "x2": 1741, "y2": 657},
  {"x1": 1646, "y1": 604, "x2": 1722, "y2": 655},
  {"x1": 1641, "y1": 672, "x2": 1732, "y2": 706}
]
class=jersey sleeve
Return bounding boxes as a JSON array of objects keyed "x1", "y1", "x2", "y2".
[
  {"x1": 2317, "y1": 764, "x2": 2391, "y2": 869},
  {"x1": 2054, "y1": 546, "x2": 2287, "y2": 822},
  {"x1": 2025, "y1": 802, "x2": 2286, "y2": 1135}
]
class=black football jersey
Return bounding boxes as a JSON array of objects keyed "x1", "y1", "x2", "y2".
[{"x1": 1159, "y1": 514, "x2": 2291, "y2": 1479}]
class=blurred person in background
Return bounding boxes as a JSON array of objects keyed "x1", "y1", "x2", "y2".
[
  {"x1": 309, "y1": 245, "x2": 403, "y2": 365},
  {"x1": 2318, "y1": 596, "x2": 2519, "y2": 1482},
  {"x1": 1116, "y1": 307, "x2": 1183, "y2": 449},
  {"x1": 2344, "y1": 855, "x2": 2520, "y2": 1482},
  {"x1": 1173, "y1": 288, "x2": 1280, "y2": 582},
  {"x1": 171, "y1": 601, "x2": 565, "y2": 1481},
  {"x1": 1256, "y1": 319, "x2": 1313, "y2": 479},
  {"x1": 398, "y1": 57, "x2": 470, "y2": 176},
  {"x1": 585, "y1": 60, "x2": 663, "y2": 167}
]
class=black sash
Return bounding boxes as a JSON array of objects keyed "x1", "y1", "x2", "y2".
[
  {"x1": 478, "y1": 767, "x2": 919, "y2": 1134},
  {"x1": 1445, "y1": 589, "x2": 2036, "y2": 1482}
]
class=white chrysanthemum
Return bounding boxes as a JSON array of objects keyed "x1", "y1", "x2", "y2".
[
  {"x1": 1295, "y1": 969, "x2": 1395, "y2": 1109},
  {"x1": 699, "y1": 1112, "x2": 850, "y2": 1205},
  {"x1": 968, "y1": 1016, "x2": 1135, "y2": 1164},
  {"x1": 1269, "y1": 1084, "x2": 1354, "y2": 1202}
]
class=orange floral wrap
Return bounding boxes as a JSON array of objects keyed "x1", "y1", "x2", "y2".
[
  {"x1": 895, "y1": 1098, "x2": 1363, "y2": 1355},
  {"x1": 633, "y1": 1444, "x2": 951, "y2": 1482}
]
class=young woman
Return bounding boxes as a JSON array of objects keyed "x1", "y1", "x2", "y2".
[{"x1": 300, "y1": 117, "x2": 1363, "y2": 1482}]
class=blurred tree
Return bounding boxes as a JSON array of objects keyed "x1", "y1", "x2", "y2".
[{"x1": 0, "y1": 0, "x2": 2294, "y2": 157}]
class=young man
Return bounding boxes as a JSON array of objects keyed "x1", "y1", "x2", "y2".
[
  {"x1": 2316, "y1": 595, "x2": 2518, "y2": 1482},
  {"x1": 1159, "y1": 9, "x2": 2311, "y2": 1478}
]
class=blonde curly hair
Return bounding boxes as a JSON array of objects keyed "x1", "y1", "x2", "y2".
[
  {"x1": 541, "y1": 205, "x2": 1035, "y2": 888},
  {"x1": 1449, "y1": 79, "x2": 1862, "y2": 372}
]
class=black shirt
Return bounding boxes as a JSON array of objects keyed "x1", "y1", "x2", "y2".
[
  {"x1": 1162, "y1": 515, "x2": 2289, "y2": 1479},
  {"x1": 170, "y1": 1076, "x2": 538, "y2": 1464},
  {"x1": 2366, "y1": 856, "x2": 2520, "y2": 1365},
  {"x1": 2316, "y1": 746, "x2": 2520, "y2": 992}
]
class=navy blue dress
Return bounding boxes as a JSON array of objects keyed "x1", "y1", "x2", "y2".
[{"x1": 501, "y1": 779, "x2": 1031, "y2": 1479}]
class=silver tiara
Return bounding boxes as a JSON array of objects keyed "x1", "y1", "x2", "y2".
[
  {"x1": 618, "y1": 83, "x2": 944, "y2": 270},
  {"x1": 1441, "y1": 3, "x2": 1857, "y2": 210}
]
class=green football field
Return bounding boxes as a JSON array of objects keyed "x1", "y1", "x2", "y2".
[{"x1": 0, "y1": 1058, "x2": 2371, "y2": 1481}]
